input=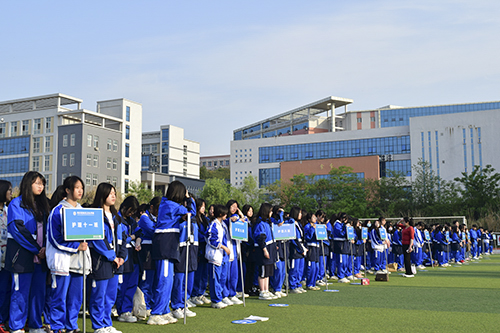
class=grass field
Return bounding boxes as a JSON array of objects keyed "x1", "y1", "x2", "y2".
[{"x1": 82, "y1": 254, "x2": 500, "y2": 332}]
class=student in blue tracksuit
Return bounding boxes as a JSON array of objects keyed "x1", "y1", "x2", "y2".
[
  {"x1": 206, "y1": 205, "x2": 231, "y2": 308},
  {"x1": 115, "y1": 196, "x2": 140, "y2": 323},
  {"x1": 363, "y1": 220, "x2": 373, "y2": 272},
  {"x1": 242, "y1": 205, "x2": 259, "y2": 296},
  {"x1": 253, "y1": 203, "x2": 278, "y2": 300},
  {"x1": 353, "y1": 219, "x2": 365, "y2": 278},
  {"x1": 369, "y1": 220, "x2": 384, "y2": 274},
  {"x1": 412, "y1": 222, "x2": 424, "y2": 268},
  {"x1": 0, "y1": 180, "x2": 12, "y2": 333},
  {"x1": 304, "y1": 213, "x2": 320, "y2": 290},
  {"x1": 137, "y1": 197, "x2": 161, "y2": 313},
  {"x1": 171, "y1": 203, "x2": 199, "y2": 319},
  {"x1": 326, "y1": 216, "x2": 336, "y2": 280},
  {"x1": 222, "y1": 200, "x2": 244, "y2": 306},
  {"x1": 391, "y1": 224, "x2": 404, "y2": 270},
  {"x1": 46, "y1": 176, "x2": 90, "y2": 333},
  {"x1": 469, "y1": 225, "x2": 478, "y2": 259},
  {"x1": 434, "y1": 226, "x2": 448, "y2": 267},
  {"x1": 88, "y1": 183, "x2": 126, "y2": 333},
  {"x1": 287, "y1": 207, "x2": 307, "y2": 293},
  {"x1": 191, "y1": 198, "x2": 211, "y2": 305},
  {"x1": 315, "y1": 210, "x2": 328, "y2": 285},
  {"x1": 333, "y1": 212, "x2": 350, "y2": 283},
  {"x1": 270, "y1": 205, "x2": 286, "y2": 296},
  {"x1": 149, "y1": 181, "x2": 195, "y2": 325},
  {"x1": 5, "y1": 172, "x2": 50, "y2": 333},
  {"x1": 450, "y1": 226, "x2": 462, "y2": 264}
]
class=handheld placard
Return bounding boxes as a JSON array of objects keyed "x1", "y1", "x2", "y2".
[
  {"x1": 347, "y1": 226, "x2": 355, "y2": 241},
  {"x1": 315, "y1": 224, "x2": 328, "y2": 241},
  {"x1": 273, "y1": 223, "x2": 296, "y2": 240},
  {"x1": 379, "y1": 228, "x2": 387, "y2": 241},
  {"x1": 361, "y1": 227, "x2": 368, "y2": 240},
  {"x1": 445, "y1": 231, "x2": 450, "y2": 242},
  {"x1": 231, "y1": 219, "x2": 248, "y2": 307},
  {"x1": 424, "y1": 230, "x2": 431, "y2": 241}
]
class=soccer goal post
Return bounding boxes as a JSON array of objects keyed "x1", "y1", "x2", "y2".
[{"x1": 360, "y1": 216, "x2": 468, "y2": 226}]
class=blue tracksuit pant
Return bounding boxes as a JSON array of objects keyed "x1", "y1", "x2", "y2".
[
  {"x1": 116, "y1": 264, "x2": 140, "y2": 315},
  {"x1": 49, "y1": 273, "x2": 83, "y2": 331},
  {"x1": 335, "y1": 253, "x2": 349, "y2": 279},
  {"x1": 317, "y1": 255, "x2": 326, "y2": 281},
  {"x1": 270, "y1": 260, "x2": 285, "y2": 292},
  {"x1": 208, "y1": 262, "x2": 227, "y2": 303},
  {"x1": 9, "y1": 264, "x2": 46, "y2": 331},
  {"x1": 171, "y1": 271, "x2": 194, "y2": 309},
  {"x1": 328, "y1": 252, "x2": 336, "y2": 277},
  {"x1": 288, "y1": 258, "x2": 304, "y2": 289},
  {"x1": 0, "y1": 269, "x2": 11, "y2": 324},
  {"x1": 305, "y1": 260, "x2": 318, "y2": 287},
  {"x1": 152, "y1": 259, "x2": 174, "y2": 315},
  {"x1": 90, "y1": 275, "x2": 118, "y2": 329},
  {"x1": 139, "y1": 269, "x2": 155, "y2": 310},
  {"x1": 224, "y1": 257, "x2": 238, "y2": 298},
  {"x1": 192, "y1": 261, "x2": 208, "y2": 297}
]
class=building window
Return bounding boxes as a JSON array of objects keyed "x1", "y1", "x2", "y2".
[
  {"x1": 86, "y1": 173, "x2": 91, "y2": 186},
  {"x1": 125, "y1": 126, "x2": 130, "y2": 140},
  {"x1": 87, "y1": 134, "x2": 92, "y2": 147},
  {"x1": 62, "y1": 154, "x2": 67, "y2": 167},
  {"x1": 126, "y1": 106, "x2": 130, "y2": 121},
  {"x1": 45, "y1": 117, "x2": 52, "y2": 133},
  {"x1": 0, "y1": 123, "x2": 5, "y2": 138},
  {"x1": 10, "y1": 121, "x2": 18, "y2": 136},
  {"x1": 32, "y1": 156, "x2": 40, "y2": 171},
  {"x1": 44, "y1": 136, "x2": 51, "y2": 152},
  {"x1": 93, "y1": 155, "x2": 99, "y2": 167},
  {"x1": 33, "y1": 137, "x2": 40, "y2": 153},
  {"x1": 370, "y1": 116, "x2": 376, "y2": 122},
  {"x1": 70, "y1": 153, "x2": 75, "y2": 167},
  {"x1": 93, "y1": 135, "x2": 99, "y2": 149},
  {"x1": 357, "y1": 118, "x2": 362, "y2": 123},
  {"x1": 183, "y1": 157, "x2": 188, "y2": 167},
  {"x1": 62, "y1": 173, "x2": 67, "y2": 183},
  {"x1": 33, "y1": 119, "x2": 42, "y2": 134},
  {"x1": 162, "y1": 128, "x2": 169, "y2": 141},
  {"x1": 107, "y1": 139, "x2": 112, "y2": 151},
  {"x1": 106, "y1": 176, "x2": 111, "y2": 183},
  {"x1": 124, "y1": 179, "x2": 129, "y2": 193},
  {"x1": 202, "y1": 162, "x2": 206, "y2": 166},
  {"x1": 226, "y1": 160, "x2": 230, "y2": 166},
  {"x1": 44, "y1": 155, "x2": 50, "y2": 171},
  {"x1": 208, "y1": 161, "x2": 212, "y2": 167},
  {"x1": 183, "y1": 169, "x2": 187, "y2": 177},
  {"x1": 86, "y1": 154, "x2": 92, "y2": 166},
  {"x1": 125, "y1": 162, "x2": 129, "y2": 175},
  {"x1": 125, "y1": 143, "x2": 130, "y2": 158},
  {"x1": 107, "y1": 157, "x2": 112, "y2": 169},
  {"x1": 22, "y1": 120, "x2": 30, "y2": 135},
  {"x1": 92, "y1": 174, "x2": 98, "y2": 186},
  {"x1": 183, "y1": 145, "x2": 187, "y2": 155},
  {"x1": 70, "y1": 134, "x2": 75, "y2": 146},
  {"x1": 112, "y1": 177, "x2": 117, "y2": 187},
  {"x1": 63, "y1": 134, "x2": 68, "y2": 147},
  {"x1": 113, "y1": 140, "x2": 118, "y2": 152},
  {"x1": 112, "y1": 158, "x2": 117, "y2": 170}
]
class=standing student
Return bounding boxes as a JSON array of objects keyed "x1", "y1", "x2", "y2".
[
  {"x1": 0, "y1": 180, "x2": 12, "y2": 333},
  {"x1": 288, "y1": 207, "x2": 307, "y2": 293},
  {"x1": 206, "y1": 205, "x2": 231, "y2": 308},
  {"x1": 46, "y1": 176, "x2": 90, "y2": 333},
  {"x1": 137, "y1": 196, "x2": 161, "y2": 314},
  {"x1": 326, "y1": 215, "x2": 337, "y2": 280},
  {"x1": 242, "y1": 205, "x2": 259, "y2": 296},
  {"x1": 270, "y1": 205, "x2": 286, "y2": 297},
  {"x1": 191, "y1": 198, "x2": 211, "y2": 305},
  {"x1": 116, "y1": 196, "x2": 140, "y2": 323},
  {"x1": 369, "y1": 220, "x2": 385, "y2": 274},
  {"x1": 88, "y1": 183, "x2": 126, "y2": 333},
  {"x1": 5, "y1": 172, "x2": 49, "y2": 333},
  {"x1": 353, "y1": 219, "x2": 365, "y2": 279},
  {"x1": 253, "y1": 203, "x2": 278, "y2": 300},
  {"x1": 401, "y1": 217, "x2": 415, "y2": 278},
  {"x1": 333, "y1": 213, "x2": 350, "y2": 283},
  {"x1": 148, "y1": 181, "x2": 195, "y2": 325},
  {"x1": 391, "y1": 223, "x2": 404, "y2": 271},
  {"x1": 315, "y1": 210, "x2": 328, "y2": 285},
  {"x1": 304, "y1": 213, "x2": 320, "y2": 290}
]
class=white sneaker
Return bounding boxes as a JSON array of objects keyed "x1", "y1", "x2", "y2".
[
  {"x1": 200, "y1": 295, "x2": 211, "y2": 304},
  {"x1": 222, "y1": 297, "x2": 234, "y2": 306},
  {"x1": 29, "y1": 329, "x2": 46, "y2": 333},
  {"x1": 347, "y1": 275, "x2": 354, "y2": 280},
  {"x1": 367, "y1": 270, "x2": 374, "y2": 274},
  {"x1": 111, "y1": 307, "x2": 118, "y2": 317},
  {"x1": 211, "y1": 301, "x2": 227, "y2": 309},
  {"x1": 236, "y1": 292, "x2": 249, "y2": 298},
  {"x1": 93, "y1": 329, "x2": 108, "y2": 333},
  {"x1": 186, "y1": 299, "x2": 197, "y2": 308},
  {"x1": 267, "y1": 291, "x2": 279, "y2": 299},
  {"x1": 330, "y1": 275, "x2": 339, "y2": 280},
  {"x1": 118, "y1": 311, "x2": 138, "y2": 323},
  {"x1": 338, "y1": 278, "x2": 350, "y2": 283},
  {"x1": 259, "y1": 292, "x2": 273, "y2": 300},
  {"x1": 184, "y1": 308, "x2": 197, "y2": 317},
  {"x1": 106, "y1": 327, "x2": 123, "y2": 333},
  {"x1": 418, "y1": 265, "x2": 426, "y2": 270},
  {"x1": 230, "y1": 296, "x2": 243, "y2": 304},
  {"x1": 280, "y1": 291, "x2": 287, "y2": 297},
  {"x1": 298, "y1": 287, "x2": 307, "y2": 293},
  {"x1": 289, "y1": 288, "x2": 301, "y2": 294},
  {"x1": 402, "y1": 274, "x2": 414, "y2": 278},
  {"x1": 316, "y1": 280, "x2": 326, "y2": 286},
  {"x1": 191, "y1": 296, "x2": 205, "y2": 305},
  {"x1": 172, "y1": 308, "x2": 185, "y2": 319},
  {"x1": 163, "y1": 312, "x2": 178, "y2": 323},
  {"x1": 147, "y1": 314, "x2": 169, "y2": 325}
]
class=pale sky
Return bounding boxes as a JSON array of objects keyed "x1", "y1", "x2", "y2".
[{"x1": 1, "y1": 0, "x2": 499, "y2": 155}]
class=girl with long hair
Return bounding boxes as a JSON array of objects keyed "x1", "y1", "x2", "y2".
[
  {"x1": 191, "y1": 198, "x2": 211, "y2": 305},
  {"x1": 0, "y1": 180, "x2": 12, "y2": 333}
]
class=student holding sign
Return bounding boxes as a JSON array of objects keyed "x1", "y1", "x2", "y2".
[
  {"x1": 288, "y1": 207, "x2": 307, "y2": 294},
  {"x1": 270, "y1": 206, "x2": 286, "y2": 297},
  {"x1": 5, "y1": 172, "x2": 50, "y2": 333},
  {"x1": 304, "y1": 213, "x2": 320, "y2": 290},
  {"x1": 46, "y1": 176, "x2": 90, "y2": 333},
  {"x1": 333, "y1": 213, "x2": 350, "y2": 283}
]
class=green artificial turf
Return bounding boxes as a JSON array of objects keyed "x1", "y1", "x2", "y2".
[{"x1": 79, "y1": 255, "x2": 500, "y2": 332}]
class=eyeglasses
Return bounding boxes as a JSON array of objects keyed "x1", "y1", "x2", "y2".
[{"x1": 34, "y1": 181, "x2": 44, "y2": 187}]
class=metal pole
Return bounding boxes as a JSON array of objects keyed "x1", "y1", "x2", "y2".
[
  {"x1": 350, "y1": 241, "x2": 354, "y2": 279},
  {"x1": 284, "y1": 241, "x2": 289, "y2": 295},
  {"x1": 321, "y1": 240, "x2": 327, "y2": 289},
  {"x1": 238, "y1": 240, "x2": 245, "y2": 307},
  {"x1": 184, "y1": 213, "x2": 191, "y2": 325},
  {"x1": 83, "y1": 249, "x2": 86, "y2": 333},
  {"x1": 428, "y1": 241, "x2": 435, "y2": 269}
]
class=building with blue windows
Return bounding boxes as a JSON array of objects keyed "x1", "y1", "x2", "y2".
[{"x1": 231, "y1": 96, "x2": 500, "y2": 187}]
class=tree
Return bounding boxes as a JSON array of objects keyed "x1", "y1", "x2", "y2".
[
  {"x1": 267, "y1": 174, "x2": 318, "y2": 213},
  {"x1": 199, "y1": 166, "x2": 230, "y2": 181},
  {"x1": 231, "y1": 175, "x2": 266, "y2": 210},
  {"x1": 198, "y1": 178, "x2": 232, "y2": 207},
  {"x1": 126, "y1": 181, "x2": 163, "y2": 204},
  {"x1": 367, "y1": 170, "x2": 411, "y2": 217},
  {"x1": 454, "y1": 164, "x2": 500, "y2": 219}
]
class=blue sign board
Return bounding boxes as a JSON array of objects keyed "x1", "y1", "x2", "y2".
[
  {"x1": 230, "y1": 220, "x2": 248, "y2": 241},
  {"x1": 462, "y1": 233, "x2": 466, "y2": 241},
  {"x1": 445, "y1": 231, "x2": 450, "y2": 242},
  {"x1": 361, "y1": 227, "x2": 368, "y2": 240},
  {"x1": 273, "y1": 223, "x2": 296, "y2": 240},
  {"x1": 424, "y1": 230, "x2": 431, "y2": 241},
  {"x1": 63, "y1": 208, "x2": 104, "y2": 241},
  {"x1": 379, "y1": 228, "x2": 387, "y2": 241},
  {"x1": 315, "y1": 224, "x2": 327, "y2": 241},
  {"x1": 347, "y1": 226, "x2": 355, "y2": 240}
]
